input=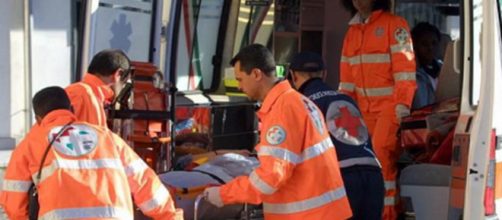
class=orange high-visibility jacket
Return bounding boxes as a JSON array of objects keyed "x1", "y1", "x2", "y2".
[
  {"x1": 339, "y1": 10, "x2": 417, "y2": 113},
  {"x1": 65, "y1": 74, "x2": 114, "y2": 127},
  {"x1": 219, "y1": 81, "x2": 352, "y2": 220},
  {"x1": 0, "y1": 110, "x2": 182, "y2": 220}
]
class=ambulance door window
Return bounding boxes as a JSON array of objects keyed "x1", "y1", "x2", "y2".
[
  {"x1": 470, "y1": 0, "x2": 483, "y2": 106},
  {"x1": 90, "y1": 0, "x2": 154, "y2": 62},
  {"x1": 395, "y1": 0, "x2": 461, "y2": 103},
  {"x1": 31, "y1": 0, "x2": 75, "y2": 95},
  {"x1": 232, "y1": 1, "x2": 274, "y2": 56},
  {"x1": 174, "y1": 0, "x2": 227, "y2": 91},
  {"x1": 395, "y1": 1, "x2": 460, "y2": 43},
  {"x1": 224, "y1": 1, "x2": 274, "y2": 95},
  {"x1": 499, "y1": 0, "x2": 502, "y2": 29}
]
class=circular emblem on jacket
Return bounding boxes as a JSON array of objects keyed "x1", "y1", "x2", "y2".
[
  {"x1": 266, "y1": 125, "x2": 286, "y2": 145},
  {"x1": 325, "y1": 100, "x2": 369, "y2": 145},
  {"x1": 49, "y1": 124, "x2": 98, "y2": 157},
  {"x1": 394, "y1": 27, "x2": 409, "y2": 45},
  {"x1": 375, "y1": 27, "x2": 384, "y2": 37}
]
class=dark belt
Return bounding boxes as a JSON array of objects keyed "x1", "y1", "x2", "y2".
[{"x1": 191, "y1": 169, "x2": 227, "y2": 184}]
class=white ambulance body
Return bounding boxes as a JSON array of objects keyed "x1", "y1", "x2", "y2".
[{"x1": 0, "y1": 0, "x2": 501, "y2": 219}]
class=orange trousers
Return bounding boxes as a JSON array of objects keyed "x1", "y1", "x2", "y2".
[{"x1": 363, "y1": 111, "x2": 401, "y2": 220}]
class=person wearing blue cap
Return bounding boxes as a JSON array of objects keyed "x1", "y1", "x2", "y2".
[{"x1": 288, "y1": 51, "x2": 385, "y2": 220}]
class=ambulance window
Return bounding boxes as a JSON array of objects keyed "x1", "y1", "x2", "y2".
[
  {"x1": 395, "y1": 1, "x2": 460, "y2": 67},
  {"x1": 470, "y1": 0, "x2": 483, "y2": 106},
  {"x1": 73, "y1": 0, "x2": 85, "y2": 81},
  {"x1": 395, "y1": 0, "x2": 462, "y2": 103},
  {"x1": 77, "y1": 0, "x2": 156, "y2": 80},
  {"x1": 223, "y1": 1, "x2": 273, "y2": 94},
  {"x1": 499, "y1": 0, "x2": 502, "y2": 42},
  {"x1": 395, "y1": 1, "x2": 460, "y2": 40},
  {"x1": 175, "y1": 0, "x2": 227, "y2": 91},
  {"x1": 92, "y1": 0, "x2": 154, "y2": 62},
  {"x1": 232, "y1": 2, "x2": 274, "y2": 56}
]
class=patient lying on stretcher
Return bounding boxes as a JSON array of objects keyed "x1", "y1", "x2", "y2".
[{"x1": 159, "y1": 152, "x2": 259, "y2": 220}]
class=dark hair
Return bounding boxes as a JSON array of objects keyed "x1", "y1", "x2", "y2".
[
  {"x1": 32, "y1": 86, "x2": 72, "y2": 118},
  {"x1": 341, "y1": 0, "x2": 391, "y2": 16},
  {"x1": 411, "y1": 22, "x2": 441, "y2": 42},
  {"x1": 87, "y1": 49, "x2": 131, "y2": 77},
  {"x1": 230, "y1": 44, "x2": 276, "y2": 76}
]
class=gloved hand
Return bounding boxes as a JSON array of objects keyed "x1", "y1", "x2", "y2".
[
  {"x1": 203, "y1": 187, "x2": 224, "y2": 208},
  {"x1": 395, "y1": 104, "x2": 411, "y2": 120}
]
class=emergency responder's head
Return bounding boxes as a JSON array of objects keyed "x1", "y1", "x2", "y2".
[
  {"x1": 87, "y1": 49, "x2": 131, "y2": 85},
  {"x1": 288, "y1": 51, "x2": 325, "y2": 89},
  {"x1": 32, "y1": 86, "x2": 72, "y2": 124},
  {"x1": 411, "y1": 22, "x2": 441, "y2": 67},
  {"x1": 230, "y1": 44, "x2": 277, "y2": 101},
  {"x1": 341, "y1": 0, "x2": 391, "y2": 16}
]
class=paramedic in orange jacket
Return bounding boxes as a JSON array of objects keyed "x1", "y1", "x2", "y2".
[
  {"x1": 0, "y1": 86, "x2": 183, "y2": 220},
  {"x1": 66, "y1": 49, "x2": 131, "y2": 127},
  {"x1": 203, "y1": 44, "x2": 352, "y2": 220},
  {"x1": 339, "y1": 0, "x2": 417, "y2": 219}
]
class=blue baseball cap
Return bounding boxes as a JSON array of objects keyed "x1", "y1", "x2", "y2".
[{"x1": 289, "y1": 52, "x2": 325, "y2": 72}]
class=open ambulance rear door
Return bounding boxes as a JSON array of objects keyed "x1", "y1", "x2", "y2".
[{"x1": 449, "y1": 0, "x2": 502, "y2": 219}]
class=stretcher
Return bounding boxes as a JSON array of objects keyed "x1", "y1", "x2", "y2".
[
  {"x1": 399, "y1": 98, "x2": 459, "y2": 163},
  {"x1": 159, "y1": 153, "x2": 263, "y2": 220},
  {"x1": 165, "y1": 184, "x2": 263, "y2": 220},
  {"x1": 193, "y1": 194, "x2": 263, "y2": 220}
]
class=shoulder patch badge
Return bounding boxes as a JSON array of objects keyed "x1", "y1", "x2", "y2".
[
  {"x1": 394, "y1": 27, "x2": 409, "y2": 45},
  {"x1": 266, "y1": 125, "x2": 286, "y2": 145},
  {"x1": 49, "y1": 124, "x2": 98, "y2": 157}
]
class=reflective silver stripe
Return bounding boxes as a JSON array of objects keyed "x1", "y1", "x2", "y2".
[
  {"x1": 249, "y1": 170, "x2": 277, "y2": 195},
  {"x1": 2, "y1": 180, "x2": 32, "y2": 192},
  {"x1": 138, "y1": 185, "x2": 169, "y2": 212},
  {"x1": 338, "y1": 157, "x2": 381, "y2": 168},
  {"x1": 355, "y1": 86, "x2": 394, "y2": 97},
  {"x1": 33, "y1": 163, "x2": 58, "y2": 185},
  {"x1": 390, "y1": 43, "x2": 413, "y2": 54},
  {"x1": 55, "y1": 158, "x2": 122, "y2": 169},
  {"x1": 258, "y1": 138, "x2": 333, "y2": 165},
  {"x1": 302, "y1": 138, "x2": 333, "y2": 161},
  {"x1": 384, "y1": 196, "x2": 396, "y2": 206},
  {"x1": 347, "y1": 56, "x2": 361, "y2": 65},
  {"x1": 79, "y1": 83, "x2": 103, "y2": 125},
  {"x1": 393, "y1": 72, "x2": 416, "y2": 81},
  {"x1": 263, "y1": 187, "x2": 347, "y2": 214},
  {"x1": 39, "y1": 206, "x2": 133, "y2": 220},
  {"x1": 258, "y1": 146, "x2": 301, "y2": 164},
  {"x1": 124, "y1": 159, "x2": 148, "y2": 176},
  {"x1": 340, "y1": 56, "x2": 350, "y2": 63},
  {"x1": 361, "y1": 54, "x2": 391, "y2": 63},
  {"x1": 338, "y1": 82, "x2": 355, "y2": 92},
  {"x1": 344, "y1": 54, "x2": 391, "y2": 65},
  {"x1": 33, "y1": 159, "x2": 123, "y2": 184},
  {"x1": 385, "y1": 181, "x2": 396, "y2": 190}
]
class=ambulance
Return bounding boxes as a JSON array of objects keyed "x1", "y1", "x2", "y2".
[{"x1": 0, "y1": 0, "x2": 500, "y2": 219}]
